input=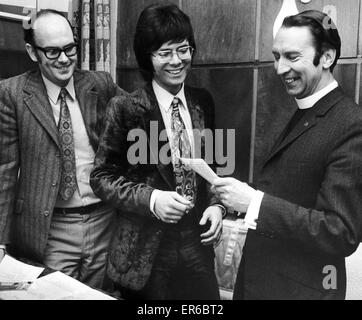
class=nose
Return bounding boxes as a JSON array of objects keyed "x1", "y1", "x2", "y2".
[
  {"x1": 58, "y1": 51, "x2": 70, "y2": 63},
  {"x1": 169, "y1": 51, "x2": 182, "y2": 65},
  {"x1": 275, "y1": 58, "x2": 291, "y2": 75}
]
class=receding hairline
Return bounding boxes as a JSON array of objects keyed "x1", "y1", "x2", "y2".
[{"x1": 32, "y1": 12, "x2": 73, "y2": 44}]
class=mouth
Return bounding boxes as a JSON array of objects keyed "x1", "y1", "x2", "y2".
[
  {"x1": 166, "y1": 68, "x2": 184, "y2": 76},
  {"x1": 284, "y1": 77, "x2": 299, "y2": 85},
  {"x1": 55, "y1": 64, "x2": 73, "y2": 72}
]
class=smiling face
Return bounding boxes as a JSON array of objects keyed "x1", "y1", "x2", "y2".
[
  {"x1": 151, "y1": 40, "x2": 192, "y2": 95},
  {"x1": 26, "y1": 14, "x2": 77, "y2": 87},
  {"x1": 272, "y1": 26, "x2": 330, "y2": 99}
]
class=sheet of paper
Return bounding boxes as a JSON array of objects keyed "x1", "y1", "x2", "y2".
[
  {"x1": 0, "y1": 255, "x2": 44, "y2": 283},
  {"x1": 0, "y1": 271, "x2": 117, "y2": 300},
  {"x1": 179, "y1": 158, "x2": 218, "y2": 184}
]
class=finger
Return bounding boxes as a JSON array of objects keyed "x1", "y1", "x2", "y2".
[
  {"x1": 172, "y1": 192, "x2": 192, "y2": 206},
  {"x1": 169, "y1": 201, "x2": 191, "y2": 214},
  {"x1": 201, "y1": 224, "x2": 222, "y2": 245},
  {"x1": 200, "y1": 219, "x2": 219, "y2": 239}
]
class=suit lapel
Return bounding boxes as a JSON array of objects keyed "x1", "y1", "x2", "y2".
[
  {"x1": 23, "y1": 70, "x2": 60, "y2": 148},
  {"x1": 264, "y1": 87, "x2": 345, "y2": 165},
  {"x1": 74, "y1": 71, "x2": 98, "y2": 151},
  {"x1": 141, "y1": 84, "x2": 175, "y2": 190}
]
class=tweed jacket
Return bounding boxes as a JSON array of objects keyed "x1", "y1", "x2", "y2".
[
  {"x1": 90, "y1": 83, "x2": 219, "y2": 290},
  {"x1": 0, "y1": 68, "x2": 125, "y2": 262},
  {"x1": 235, "y1": 87, "x2": 362, "y2": 300}
]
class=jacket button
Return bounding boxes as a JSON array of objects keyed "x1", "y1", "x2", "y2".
[{"x1": 44, "y1": 210, "x2": 50, "y2": 217}]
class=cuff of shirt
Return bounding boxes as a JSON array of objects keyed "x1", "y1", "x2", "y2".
[
  {"x1": 243, "y1": 190, "x2": 264, "y2": 230},
  {"x1": 150, "y1": 189, "x2": 163, "y2": 219},
  {"x1": 212, "y1": 204, "x2": 227, "y2": 218}
]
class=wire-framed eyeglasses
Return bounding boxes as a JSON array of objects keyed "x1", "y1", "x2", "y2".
[
  {"x1": 34, "y1": 43, "x2": 78, "y2": 60},
  {"x1": 152, "y1": 45, "x2": 194, "y2": 63}
]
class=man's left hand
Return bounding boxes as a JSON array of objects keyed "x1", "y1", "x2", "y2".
[
  {"x1": 212, "y1": 177, "x2": 256, "y2": 213},
  {"x1": 199, "y1": 206, "x2": 223, "y2": 246}
]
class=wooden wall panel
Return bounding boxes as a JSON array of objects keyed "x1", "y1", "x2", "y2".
[
  {"x1": 333, "y1": 64, "x2": 357, "y2": 100},
  {"x1": 359, "y1": 0, "x2": 362, "y2": 55},
  {"x1": 254, "y1": 66, "x2": 296, "y2": 178},
  {"x1": 182, "y1": 0, "x2": 256, "y2": 64},
  {"x1": 259, "y1": 0, "x2": 360, "y2": 62},
  {"x1": 187, "y1": 67, "x2": 253, "y2": 181},
  {"x1": 117, "y1": 0, "x2": 179, "y2": 67}
]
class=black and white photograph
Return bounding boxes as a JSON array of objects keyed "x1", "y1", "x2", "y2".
[{"x1": 1, "y1": 0, "x2": 362, "y2": 312}]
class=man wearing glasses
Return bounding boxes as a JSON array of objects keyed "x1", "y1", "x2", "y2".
[
  {"x1": 0, "y1": 9, "x2": 125, "y2": 292},
  {"x1": 90, "y1": 3, "x2": 224, "y2": 299}
]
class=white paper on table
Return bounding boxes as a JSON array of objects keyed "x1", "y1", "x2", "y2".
[
  {"x1": 179, "y1": 158, "x2": 218, "y2": 184},
  {"x1": 0, "y1": 271, "x2": 117, "y2": 300},
  {"x1": 0, "y1": 255, "x2": 44, "y2": 283}
]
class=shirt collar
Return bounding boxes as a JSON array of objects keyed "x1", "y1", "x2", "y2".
[
  {"x1": 296, "y1": 80, "x2": 338, "y2": 110},
  {"x1": 152, "y1": 80, "x2": 187, "y2": 112},
  {"x1": 41, "y1": 75, "x2": 76, "y2": 104}
]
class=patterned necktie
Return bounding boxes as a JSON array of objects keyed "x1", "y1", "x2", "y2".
[
  {"x1": 58, "y1": 88, "x2": 77, "y2": 200},
  {"x1": 170, "y1": 97, "x2": 196, "y2": 204}
]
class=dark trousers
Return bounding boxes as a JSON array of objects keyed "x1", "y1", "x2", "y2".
[{"x1": 120, "y1": 226, "x2": 220, "y2": 300}]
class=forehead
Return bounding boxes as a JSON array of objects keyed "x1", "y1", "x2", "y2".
[
  {"x1": 33, "y1": 14, "x2": 74, "y2": 47},
  {"x1": 158, "y1": 39, "x2": 189, "y2": 50},
  {"x1": 273, "y1": 26, "x2": 315, "y2": 53}
]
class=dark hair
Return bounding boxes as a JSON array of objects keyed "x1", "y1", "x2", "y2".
[
  {"x1": 133, "y1": 3, "x2": 196, "y2": 81},
  {"x1": 282, "y1": 10, "x2": 341, "y2": 72},
  {"x1": 24, "y1": 9, "x2": 75, "y2": 46}
]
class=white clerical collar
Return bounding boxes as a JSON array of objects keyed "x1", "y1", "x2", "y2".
[
  {"x1": 152, "y1": 80, "x2": 187, "y2": 112},
  {"x1": 296, "y1": 80, "x2": 338, "y2": 110},
  {"x1": 42, "y1": 74, "x2": 76, "y2": 104}
]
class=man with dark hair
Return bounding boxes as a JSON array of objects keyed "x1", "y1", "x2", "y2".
[
  {"x1": 0, "y1": 9, "x2": 126, "y2": 291},
  {"x1": 90, "y1": 3, "x2": 224, "y2": 300},
  {"x1": 213, "y1": 10, "x2": 362, "y2": 300}
]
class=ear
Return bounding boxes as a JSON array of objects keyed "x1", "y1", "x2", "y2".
[
  {"x1": 321, "y1": 48, "x2": 336, "y2": 70},
  {"x1": 25, "y1": 43, "x2": 39, "y2": 63}
]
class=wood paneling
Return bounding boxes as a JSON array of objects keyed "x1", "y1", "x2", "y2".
[
  {"x1": 259, "y1": 0, "x2": 360, "y2": 61},
  {"x1": 182, "y1": 0, "x2": 256, "y2": 64},
  {"x1": 333, "y1": 63, "x2": 357, "y2": 100},
  {"x1": 117, "y1": 0, "x2": 179, "y2": 67},
  {"x1": 187, "y1": 67, "x2": 253, "y2": 181},
  {"x1": 359, "y1": 0, "x2": 362, "y2": 55},
  {"x1": 254, "y1": 66, "x2": 296, "y2": 178}
]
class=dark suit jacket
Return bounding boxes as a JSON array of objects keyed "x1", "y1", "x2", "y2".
[
  {"x1": 235, "y1": 87, "x2": 362, "y2": 300},
  {"x1": 90, "y1": 83, "x2": 219, "y2": 291},
  {"x1": 0, "y1": 68, "x2": 125, "y2": 262}
]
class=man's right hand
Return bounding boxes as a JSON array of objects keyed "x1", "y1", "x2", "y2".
[{"x1": 154, "y1": 191, "x2": 193, "y2": 224}]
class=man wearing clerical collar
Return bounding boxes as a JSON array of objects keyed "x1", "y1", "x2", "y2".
[{"x1": 213, "y1": 10, "x2": 362, "y2": 300}]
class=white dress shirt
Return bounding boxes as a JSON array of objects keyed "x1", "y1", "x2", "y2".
[
  {"x1": 149, "y1": 80, "x2": 195, "y2": 216},
  {"x1": 244, "y1": 80, "x2": 339, "y2": 229},
  {"x1": 42, "y1": 75, "x2": 101, "y2": 208}
]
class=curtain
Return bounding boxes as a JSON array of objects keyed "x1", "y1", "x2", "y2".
[{"x1": 71, "y1": 0, "x2": 114, "y2": 75}]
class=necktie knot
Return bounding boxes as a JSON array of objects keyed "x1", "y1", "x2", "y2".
[
  {"x1": 172, "y1": 97, "x2": 180, "y2": 111},
  {"x1": 59, "y1": 88, "x2": 68, "y2": 101}
]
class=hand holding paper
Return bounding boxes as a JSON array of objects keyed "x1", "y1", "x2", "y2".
[{"x1": 179, "y1": 158, "x2": 218, "y2": 184}]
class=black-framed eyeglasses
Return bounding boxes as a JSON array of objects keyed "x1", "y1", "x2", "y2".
[
  {"x1": 152, "y1": 45, "x2": 194, "y2": 63},
  {"x1": 34, "y1": 43, "x2": 78, "y2": 60}
]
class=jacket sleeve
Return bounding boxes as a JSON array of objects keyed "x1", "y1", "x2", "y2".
[
  {"x1": 257, "y1": 121, "x2": 362, "y2": 257},
  {"x1": 90, "y1": 94, "x2": 156, "y2": 219},
  {"x1": 0, "y1": 83, "x2": 19, "y2": 244}
]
